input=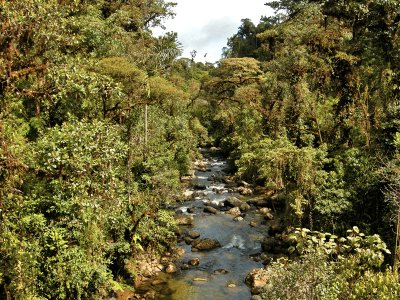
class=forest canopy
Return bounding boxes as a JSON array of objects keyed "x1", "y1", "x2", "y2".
[{"x1": 1, "y1": 0, "x2": 400, "y2": 299}]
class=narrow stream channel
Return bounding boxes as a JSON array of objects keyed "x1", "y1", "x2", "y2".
[{"x1": 153, "y1": 149, "x2": 270, "y2": 300}]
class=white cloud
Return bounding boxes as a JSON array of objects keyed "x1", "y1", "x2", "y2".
[{"x1": 153, "y1": 0, "x2": 274, "y2": 62}]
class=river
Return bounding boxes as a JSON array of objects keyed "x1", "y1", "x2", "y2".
[{"x1": 150, "y1": 148, "x2": 270, "y2": 299}]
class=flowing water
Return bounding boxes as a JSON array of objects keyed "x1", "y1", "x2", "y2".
[{"x1": 152, "y1": 149, "x2": 270, "y2": 300}]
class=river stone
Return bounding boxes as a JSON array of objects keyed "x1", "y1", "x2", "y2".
[
  {"x1": 174, "y1": 247, "x2": 185, "y2": 257},
  {"x1": 227, "y1": 207, "x2": 241, "y2": 217},
  {"x1": 193, "y1": 184, "x2": 207, "y2": 190},
  {"x1": 224, "y1": 197, "x2": 251, "y2": 211},
  {"x1": 213, "y1": 268, "x2": 229, "y2": 275},
  {"x1": 251, "y1": 295, "x2": 263, "y2": 300},
  {"x1": 204, "y1": 206, "x2": 218, "y2": 214},
  {"x1": 191, "y1": 238, "x2": 221, "y2": 251},
  {"x1": 233, "y1": 216, "x2": 244, "y2": 222},
  {"x1": 188, "y1": 257, "x2": 200, "y2": 266},
  {"x1": 227, "y1": 283, "x2": 237, "y2": 288},
  {"x1": 182, "y1": 190, "x2": 194, "y2": 201},
  {"x1": 259, "y1": 207, "x2": 271, "y2": 214},
  {"x1": 165, "y1": 263, "x2": 177, "y2": 274},
  {"x1": 264, "y1": 212, "x2": 274, "y2": 220},
  {"x1": 249, "y1": 220, "x2": 258, "y2": 227},
  {"x1": 187, "y1": 207, "x2": 195, "y2": 213},
  {"x1": 175, "y1": 215, "x2": 194, "y2": 226},
  {"x1": 245, "y1": 268, "x2": 269, "y2": 290},
  {"x1": 187, "y1": 230, "x2": 200, "y2": 239},
  {"x1": 181, "y1": 263, "x2": 190, "y2": 270}
]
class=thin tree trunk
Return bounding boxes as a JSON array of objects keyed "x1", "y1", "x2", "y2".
[
  {"x1": 144, "y1": 104, "x2": 148, "y2": 159},
  {"x1": 394, "y1": 206, "x2": 400, "y2": 273}
]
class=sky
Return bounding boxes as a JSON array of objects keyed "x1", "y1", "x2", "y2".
[{"x1": 152, "y1": 0, "x2": 274, "y2": 63}]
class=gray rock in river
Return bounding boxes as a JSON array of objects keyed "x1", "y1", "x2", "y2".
[
  {"x1": 204, "y1": 206, "x2": 218, "y2": 214},
  {"x1": 191, "y1": 238, "x2": 221, "y2": 251},
  {"x1": 224, "y1": 196, "x2": 251, "y2": 211},
  {"x1": 187, "y1": 230, "x2": 200, "y2": 239},
  {"x1": 227, "y1": 207, "x2": 241, "y2": 217}
]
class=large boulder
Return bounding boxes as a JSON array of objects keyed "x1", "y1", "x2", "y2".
[
  {"x1": 191, "y1": 238, "x2": 221, "y2": 251},
  {"x1": 204, "y1": 206, "x2": 218, "y2": 214},
  {"x1": 224, "y1": 196, "x2": 251, "y2": 211}
]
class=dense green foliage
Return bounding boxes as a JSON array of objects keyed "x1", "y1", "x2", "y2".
[
  {"x1": 0, "y1": 1, "x2": 205, "y2": 298},
  {"x1": 192, "y1": 0, "x2": 400, "y2": 296},
  {"x1": 1, "y1": 0, "x2": 400, "y2": 298},
  {"x1": 259, "y1": 227, "x2": 400, "y2": 299},
  {"x1": 199, "y1": 0, "x2": 400, "y2": 239}
]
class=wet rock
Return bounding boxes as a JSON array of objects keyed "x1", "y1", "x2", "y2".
[
  {"x1": 187, "y1": 207, "x2": 195, "y2": 213},
  {"x1": 191, "y1": 238, "x2": 221, "y2": 251},
  {"x1": 259, "y1": 207, "x2": 274, "y2": 220},
  {"x1": 249, "y1": 220, "x2": 258, "y2": 227},
  {"x1": 193, "y1": 184, "x2": 207, "y2": 190},
  {"x1": 224, "y1": 197, "x2": 251, "y2": 211},
  {"x1": 182, "y1": 190, "x2": 194, "y2": 201},
  {"x1": 227, "y1": 207, "x2": 241, "y2": 217},
  {"x1": 259, "y1": 207, "x2": 271, "y2": 214},
  {"x1": 188, "y1": 257, "x2": 200, "y2": 266},
  {"x1": 210, "y1": 146, "x2": 219, "y2": 152},
  {"x1": 233, "y1": 216, "x2": 244, "y2": 222},
  {"x1": 187, "y1": 230, "x2": 200, "y2": 239},
  {"x1": 264, "y1": 212, "x2": 274, "y2": 220},
  {"x1": 173, "y1": 247, "x2": 185, "y2": 257},
  {"x1": 165, "y1": 263, "x2": 177, "y2": 274},
  {"x1": 213, "y1": 269, "x2": 229, "y2": 275},
  {"x1": 251, "y1": 295, "x2": 263, "y2": 300},
  {"x1": 245, "y1": 268, "x2": 269, "y2": 292},
  {"x1": 204, "y1": 206, "x2": 218, "y2": 214},
  {"x1": 175, "y1": 215, "x2": 194, "y2": 226},
  {"x1": 181, "y1": 263, "x2": 190, "y2": 270},
  {"x1": 222, "y1": 176, "x2": 235, "y2": 185},
  {"x1": 227, "y1": 283, "x2": 236, "y2": 288}
]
